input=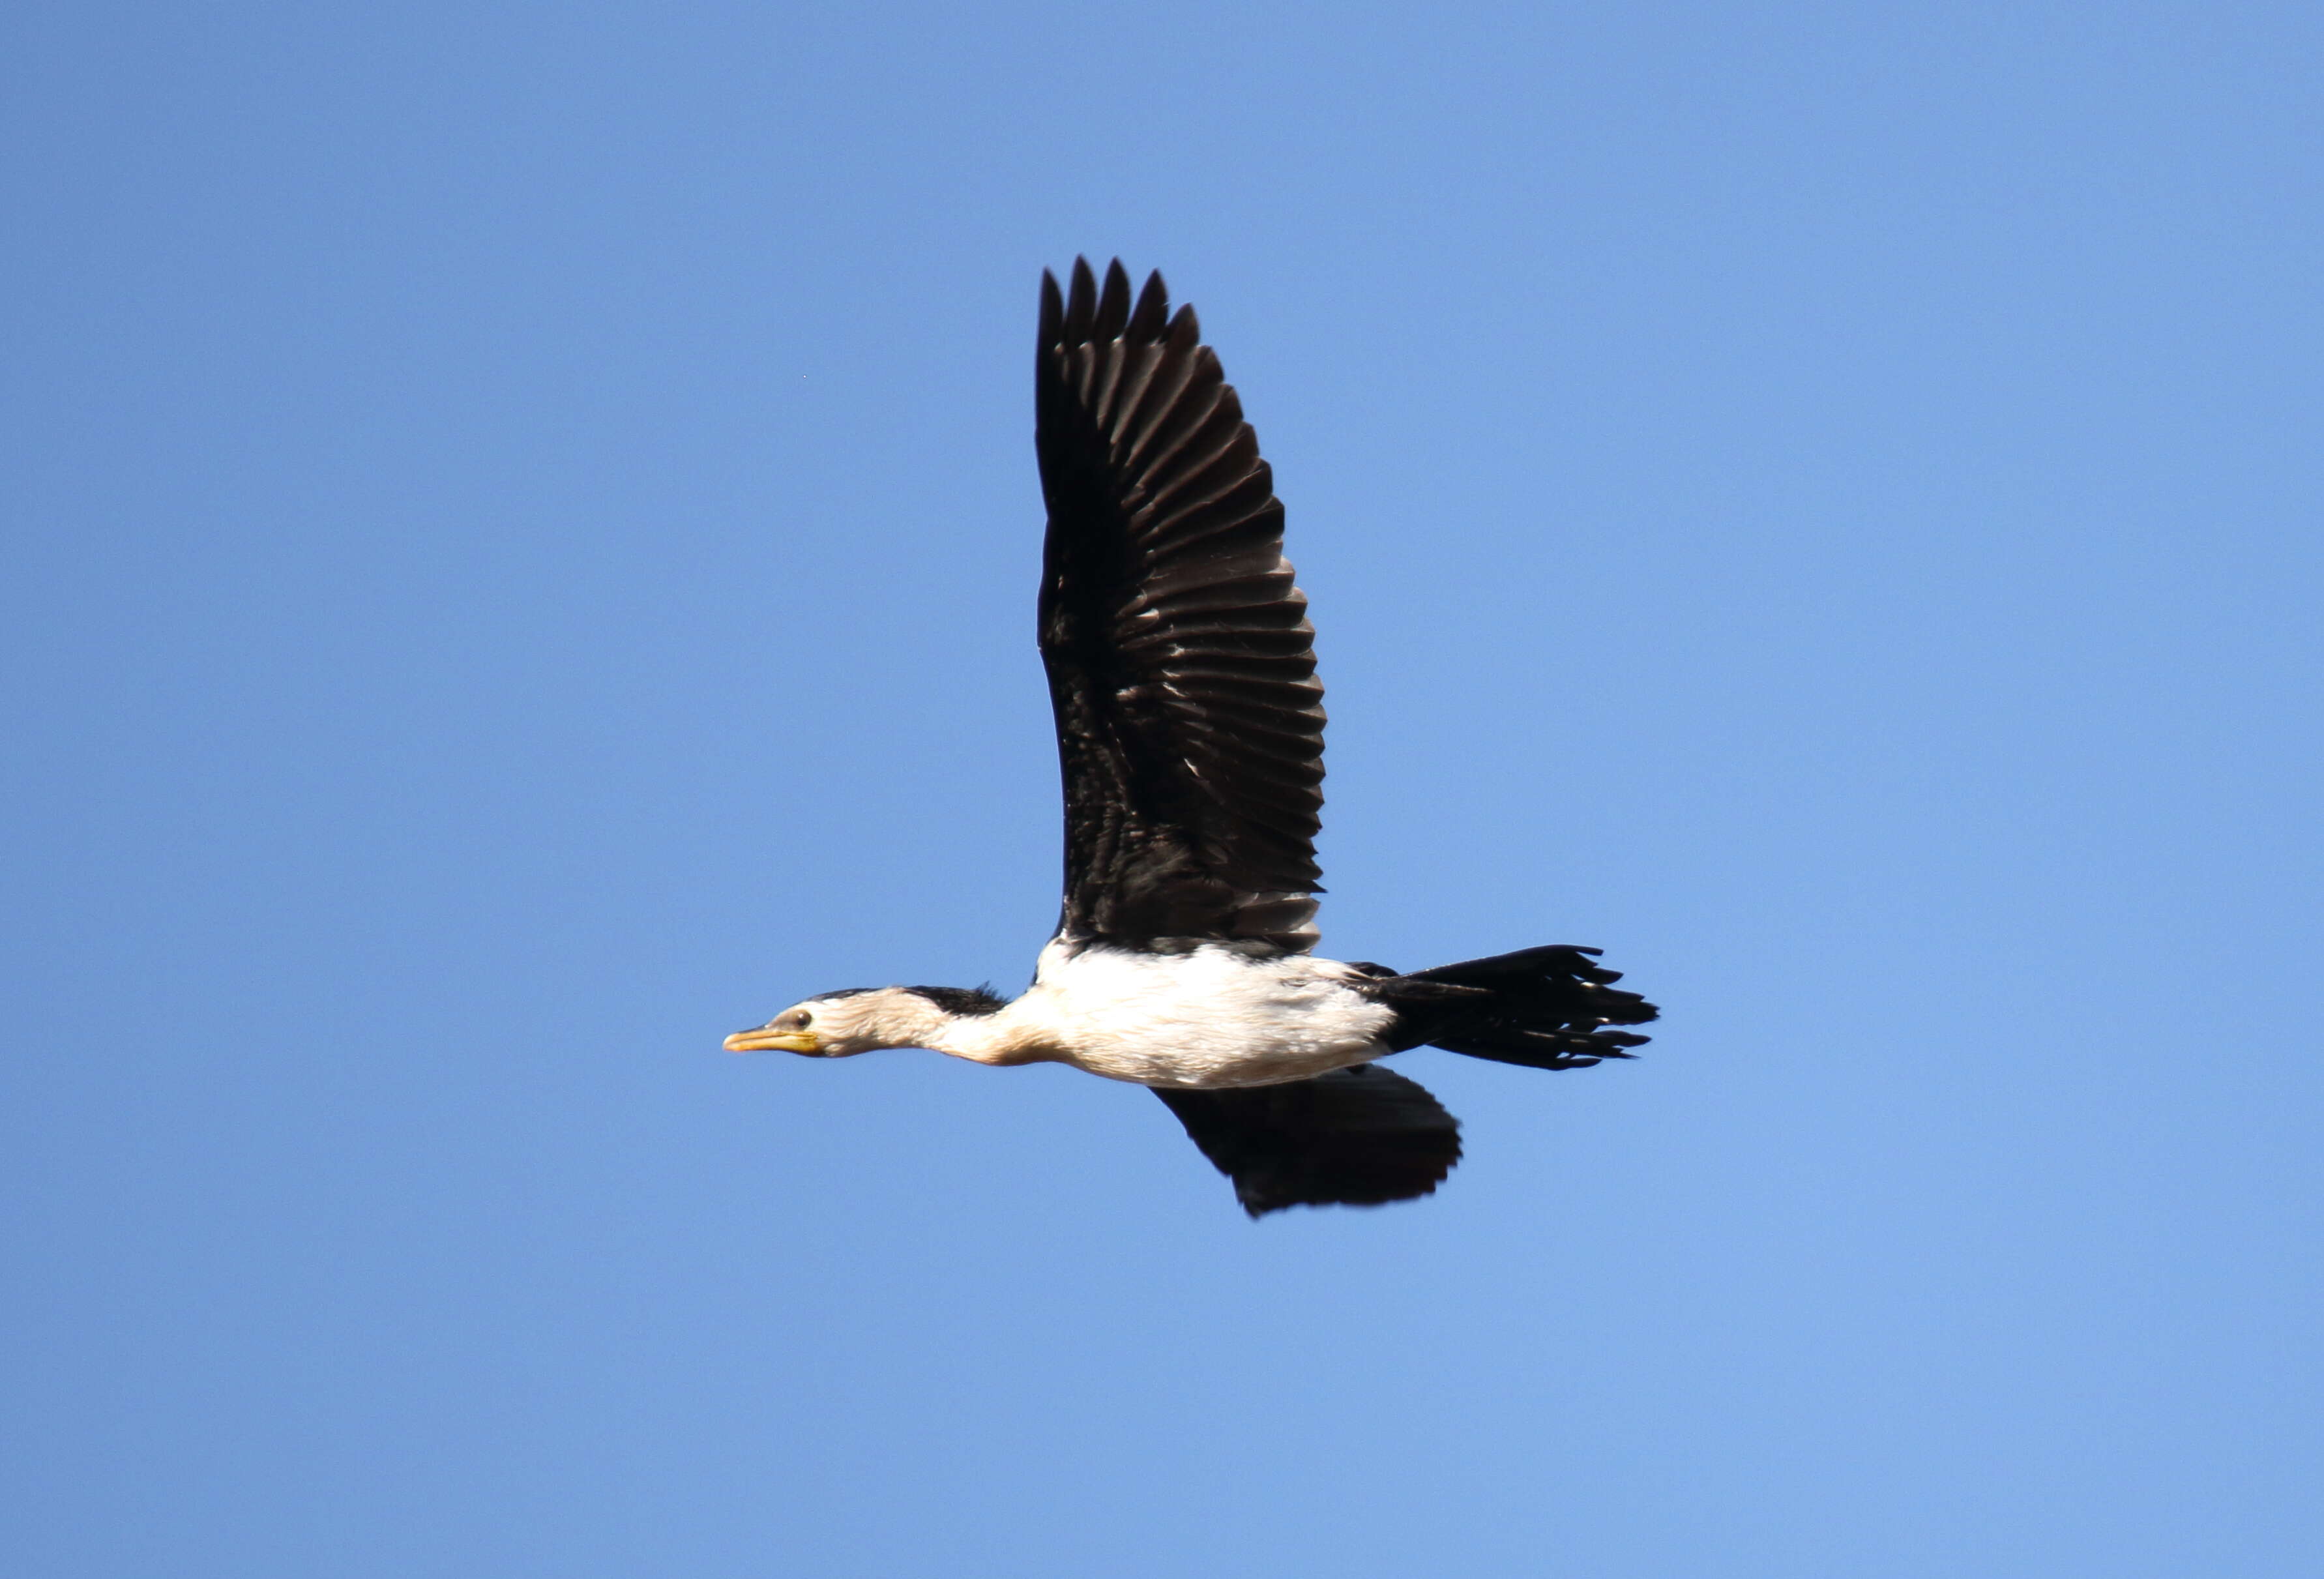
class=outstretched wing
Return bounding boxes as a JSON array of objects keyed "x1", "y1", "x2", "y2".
[
  {"x1": 1035, "y1": 258, "x2": 1325, "y2": 952},
  {"x1": 1150, "y1": 1065, "x2": 1463, "y2": 1218}
]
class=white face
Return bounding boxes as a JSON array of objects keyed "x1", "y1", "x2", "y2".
[{"x1": 720, "y1": 990, "x2": 940, "y2": 1057}]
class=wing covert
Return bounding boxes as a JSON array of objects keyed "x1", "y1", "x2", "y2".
[{"x1": 1035, "y1": 259, "x2": 1325, "y2": 951}]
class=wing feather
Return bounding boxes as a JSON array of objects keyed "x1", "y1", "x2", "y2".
[
  {"x1": 1036, "y1": 259, "x2": 1325, "y2": 950},
  {"x1": 1151, "y1": 1065, "x2": 1462, "y2": 1217}
]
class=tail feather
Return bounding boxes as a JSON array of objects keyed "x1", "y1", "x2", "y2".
[{"x1": 1364, "y1": 944, "x2": 1658, "y2": 1072}]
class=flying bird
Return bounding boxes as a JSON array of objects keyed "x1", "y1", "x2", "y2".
[{"x1": 728, "y1": 259, "x2": 1658, "y2": 1217}]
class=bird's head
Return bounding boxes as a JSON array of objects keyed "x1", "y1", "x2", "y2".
[{"x1": 723, "y1": 988, "x2": 956, "y2": 1059}]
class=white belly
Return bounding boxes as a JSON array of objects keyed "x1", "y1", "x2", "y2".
[{"x1": 1003, "y1": 939, "x2": 1398, "y2": 1089}]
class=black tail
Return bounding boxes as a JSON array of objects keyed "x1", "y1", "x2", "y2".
[{"x1": 1360, "y1": 945, "x2": 1658, "y2": 1071}]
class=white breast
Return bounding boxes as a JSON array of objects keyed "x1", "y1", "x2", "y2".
[{"x1": 993, "y1": 939, "x2": 1398, "y2": 1088}]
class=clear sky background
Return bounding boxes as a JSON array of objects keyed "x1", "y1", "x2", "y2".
[{"x1": 5, "y1": 3, "x2": 2319, "y2": 1575}]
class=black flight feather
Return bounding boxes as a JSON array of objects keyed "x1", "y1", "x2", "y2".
[
  {"x1": 1036, "y1": 258, "x2": 1325, "y2": 951},
  {"x1": 1151, "y1": 1065, "x2": 1462, "y2": 1218}
]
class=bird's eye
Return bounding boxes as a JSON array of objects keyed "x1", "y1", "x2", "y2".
[{"x1": 795, "y1": 1011, "x2": 814, "y2": 1028}]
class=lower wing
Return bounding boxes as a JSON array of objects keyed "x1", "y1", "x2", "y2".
[{"x1": 1149, "y1": 1065, "x2": 1462, "y2": 1218}]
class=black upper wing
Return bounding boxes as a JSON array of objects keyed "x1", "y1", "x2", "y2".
[
  {"x1": 1035, "y1": 259, "x2": 1324, "y2": 952},
  {"x1": 1151, "y1": 1065, "x2": 1462, "y2": 1218}
]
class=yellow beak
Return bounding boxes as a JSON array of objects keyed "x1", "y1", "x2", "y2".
[{"x1": 724, "y1": 1026, "x2": 822, "y2": 1054}]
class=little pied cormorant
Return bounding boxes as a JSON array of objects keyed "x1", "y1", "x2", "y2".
[{"x1": 727, "y1": 259, "x2": 1659, "y2": 1217}]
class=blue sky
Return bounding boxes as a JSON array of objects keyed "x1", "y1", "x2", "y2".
[{"x1": 5, "y1": 3, "x2": 2319, "y2": 1574}]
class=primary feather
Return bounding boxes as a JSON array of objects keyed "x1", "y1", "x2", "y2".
[{"x1": 1035, "y1": 258, "x2": 1325, "y2": 952}]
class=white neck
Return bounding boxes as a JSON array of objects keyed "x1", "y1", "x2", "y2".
[{"x1": 927, "y1": 1007, "x2": 1059, "y2": 1067}]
